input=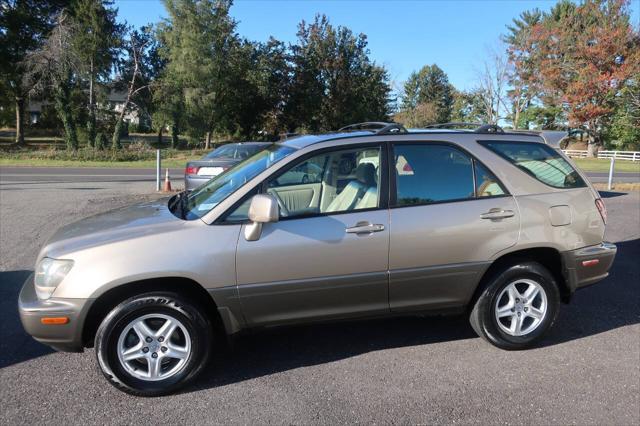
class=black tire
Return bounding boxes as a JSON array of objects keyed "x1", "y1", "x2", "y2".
[
  {"x1": 95, "y1": 292, "x2": 212, "y2": 396},
  {"x1": 469, "y1": 261, "x2": 560, "y2": 350}
]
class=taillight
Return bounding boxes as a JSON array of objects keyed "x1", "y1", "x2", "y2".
[
  {"x1": 595, "y1": 198, "x2": 607, "y2": 224},
  {"x1": 185, "y1": 165, "x2": 200, "y2": 175}
]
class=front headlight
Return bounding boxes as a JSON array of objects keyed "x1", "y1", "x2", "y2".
[{"x1": 34, "y1": 258, "x2": 74, "y2": 300}]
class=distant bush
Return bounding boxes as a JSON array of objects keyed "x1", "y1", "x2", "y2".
[{"x1": 0, "y1": 144, "x2": 208, "y2": 162}]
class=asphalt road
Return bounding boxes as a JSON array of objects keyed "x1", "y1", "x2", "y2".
[
  {"x1": 1, "y1": 166, "x2": 639, "y2": 184},
  {"x1": 0, "y1": 178, "x2": 638, "y2": 424}
]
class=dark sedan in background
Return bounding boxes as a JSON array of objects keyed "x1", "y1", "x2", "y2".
[{"x1": 184, "y1": 142, "x2": 271, "y2": 191}]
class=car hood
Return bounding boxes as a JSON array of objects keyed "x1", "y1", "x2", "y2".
[{"x1": 41, "y1": 198, "x2": 186, "y2": 258}]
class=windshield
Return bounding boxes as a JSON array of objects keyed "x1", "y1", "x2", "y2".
[{"x1": 173, "y1": 144, "x2": 296, "y2": 220}]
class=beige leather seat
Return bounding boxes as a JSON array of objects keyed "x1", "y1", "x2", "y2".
[{"x1": 326, "y1": 163, "x2": 377, "y2": 212}]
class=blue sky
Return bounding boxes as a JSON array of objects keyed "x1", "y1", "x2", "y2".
[{"x1": 115, "y1": 0, "x2": 640, "y2": 91}]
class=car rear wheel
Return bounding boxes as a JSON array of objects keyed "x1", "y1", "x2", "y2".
[
  {"x1": 95, "y1": 292, "x2": 212, "y2": 396},
  {"x1": 469, "y1": 262, "x2": 560, "y2": 350}
]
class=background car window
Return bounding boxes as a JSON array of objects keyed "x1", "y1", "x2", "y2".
[
  {"x1": 481, "y1": 141, "x2": 586, "y2": 189},
  {"x1": 394, "y1": 145, "x2": 474, "y2": 205},
  {"x1": 271, "y1": 156, "x2": 326, "y2": 186},
  {"x1": 474, "y1": 162, "x2": 506, "y2": 197}
]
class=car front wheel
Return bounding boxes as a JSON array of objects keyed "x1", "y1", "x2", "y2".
[
  {"x1": 469, "y1": 262, "x2": 560, "y2": 350},
  {"x1": 95, "y1": 292, "x2": 212, "y2": 396}
]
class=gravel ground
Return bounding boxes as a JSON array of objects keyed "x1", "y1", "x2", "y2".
[{"x1": 0, "y1": 179, "x2": 638, "y2": 425}]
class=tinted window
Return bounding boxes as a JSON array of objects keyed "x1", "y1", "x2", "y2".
[
  {"x1": 394, "y1": 145, "x2": 474, "y2": 205},
  {"x1": 474, "y1": 162, "x2": 506, "y2": 197},
  {"x1": 481, "y1": 141, "x2": 586, "y2": 188}
]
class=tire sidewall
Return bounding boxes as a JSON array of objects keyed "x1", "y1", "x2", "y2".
[
  {"x1": 477, "y1": 263, "x2": 560, "y2": 349},
  {"x1": 95, "y1": 293, "x2": 211, "y2": 396}
]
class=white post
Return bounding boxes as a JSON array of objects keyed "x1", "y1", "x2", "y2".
[
  {"x1": 156, "y1": 149, "x2": 161, "y2": 192},
  {"x1": 607, "y1": 156, "x2": 615, "y2": 191}
]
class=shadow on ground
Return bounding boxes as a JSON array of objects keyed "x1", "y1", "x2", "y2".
[
  {"x1": 0, "y1": 270, "x2": 54, "y2": 368},
  {"x1": 1, "y1": 239, "x2": 637, "y2": 390}
]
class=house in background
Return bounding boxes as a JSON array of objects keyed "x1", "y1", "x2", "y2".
[{"x1": 27, "y1": 90, "x2": 141, "y2": 127}]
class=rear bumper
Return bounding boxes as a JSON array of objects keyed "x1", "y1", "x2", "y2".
[
  {"x1": 18, "y1": 273, "x2": 93, "y2": 352},
  {"x1": 185, "y1": 175, "x2": 213, "y2": 191},
  {"x1": 562, "y1": 242, "x2": 617, "y2": 293}
]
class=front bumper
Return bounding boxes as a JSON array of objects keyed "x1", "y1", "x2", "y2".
[
  {"x1": 562, "y1": 242, "x2": 617, "y2": 293},
  {"x1": 18, "y1": 273, "x2": 93, "y2": 352}
]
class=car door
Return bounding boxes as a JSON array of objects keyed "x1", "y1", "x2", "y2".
[
  {"x1": 234, "y1": 144, "x2": 390, "y2": 326},
  {"x1": 388, "y1": 143, "x2": 520, "y2": 312}
]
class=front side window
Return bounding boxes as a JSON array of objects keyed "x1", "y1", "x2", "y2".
[
  {"x1": 480, "y1": 141, "x2": 586, "y2": 189},
  {"x1": 224, "y1": 146, "x2": 382, "y2": 222},
  {"x1": 394, "y1": 144, "x2": 475, "y2": 205},
  {"x1": 174, "y1": 144, "x2": 296, "y2": 220},
  {"x1": 267, "y1": 146, "x2": 382, "y2": 218}
]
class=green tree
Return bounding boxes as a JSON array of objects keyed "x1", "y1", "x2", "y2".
[
  {"x1": 605, "y1": 78, "x2": 640, "y2": 150},
  {"x1": 69, "y1": 0, "x2": 123, "y2": 147},
  {"x1": 286, "y1": 14, "x2": 391, "y2": 132},
  {"x1": 24, "y1": 13, "x2": 82, "y2": 150},
  {"x1": 0, "y1": 0, "x2": 64, "y2": 145},
  {"x1": 401, "y1": 64, "x2": 453, "y2": 124},
  {"x1": 451, "y1": 89, "x2": 488, "y2": 123},
  {"x1": 159, "y1": 0, "x2": 245, "y2": 148}
]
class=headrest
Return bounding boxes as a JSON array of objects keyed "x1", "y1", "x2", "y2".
[{"x1": 355, "y1": 163, "x2": 376, "y2": 186}]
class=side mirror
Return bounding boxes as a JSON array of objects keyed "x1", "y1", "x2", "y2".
[{"x1": 244, "y1": 194, "x2": 279, "y2": 241}]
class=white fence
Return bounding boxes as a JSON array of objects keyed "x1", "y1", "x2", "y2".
[{"x1": 563, "y1": 150, "x2": 640, "y2": 161}]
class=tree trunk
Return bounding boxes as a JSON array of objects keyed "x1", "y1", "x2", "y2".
[
  {"x1": 205, "y1": 131, "x2": 211, "y2": 150},
  {"x1": 112, "y1": 118, "x2": 123, "y2": 149},
  {"x1": 171, "y1": 124, "x2": 179, "y2": 149},
  {"x1": 586, "y1": 132, "x2": 600, "y2": 158},
  {"x1": 513, "y1": 106, "x2": 520, "y2": 130},
  {"x1": 15, "y1": 97, "x2": 25, "y2": 146},
  {"x1": 157, "y1": 125, "x2": 163, "y2": 146},
  {"x1": 54, "y1": 88, "x2": 78, "y2": 151},
  {"x1": 87, "y1": 60, "x2": 96, "y2": 148}
]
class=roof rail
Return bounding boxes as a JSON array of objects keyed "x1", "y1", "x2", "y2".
[
  {"x1": 476, "y1": 124, "x2": 504, "y2": 134},
  {"x1": 424, "y1": 122, "x2": 481, "y2": 129},
  {"x1": 423, "y1": 122, "x2": 505, "y2": 133},
  {"x1": 338, "y1": 122, "x2": 408, "y2": 135}
]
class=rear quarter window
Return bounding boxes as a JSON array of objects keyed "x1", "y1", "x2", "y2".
[{"x1": 480, "y1": 141, "x2": 586, "y2": 189}]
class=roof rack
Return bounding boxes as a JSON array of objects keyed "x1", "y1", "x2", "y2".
[
  {"x1": 338, "y1": 122, "x2": 408, "y2": 135},
  {"x1": 423, "y1": 122, "x2": 505, "y2": 133}
]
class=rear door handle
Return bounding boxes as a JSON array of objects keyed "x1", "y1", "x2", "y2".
[
  {"x1": 481, "y1": 209, "x2": 515, "y2": 220},
  {"x1": 346, "y1": 221, "x2": 385, "y2": 234}
]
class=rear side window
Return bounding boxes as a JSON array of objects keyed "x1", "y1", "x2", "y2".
[
  {"x1": 394, "y1": 145, "x2": 475, "y2": 205},
  {"x1": 481, "y1": 141, "x2": 586, "y2": 189},
  {"x1": 475, "y1": 162, "x2": 505, "y2": 197}
]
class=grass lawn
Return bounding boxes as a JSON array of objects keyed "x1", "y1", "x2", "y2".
[
  {"x1": 571, "y1": 158, "x2": 640, "y2": 173},
  {"x1": 0, "y1": 158, "x2": 195, "y2": 168}
]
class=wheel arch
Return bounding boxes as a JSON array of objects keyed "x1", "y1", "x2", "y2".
[
  {"x1": 469, "y1": 247, "x2": 570, "y2": 311},
  {"x1": 82, "y1": 277, "x2": 226, "y2": 348}
]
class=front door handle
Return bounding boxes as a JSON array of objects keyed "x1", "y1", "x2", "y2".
[
  {"x1": 480, "y1": 209, "x2": 515, "y2": 220},
  {"x1": 346, "y1": 221, "x2": 385, "y2": 234}
]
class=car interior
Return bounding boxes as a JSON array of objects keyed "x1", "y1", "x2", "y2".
[{"x1": 267, "y1": 148, "x2": 381, "y2": 217}]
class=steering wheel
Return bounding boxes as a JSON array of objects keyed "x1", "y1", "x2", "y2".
[{"x1": 268, "y1": 189, "x2": 290, "y2": 217}]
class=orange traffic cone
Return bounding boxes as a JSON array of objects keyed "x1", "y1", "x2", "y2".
[{"x1": 163, "y1": 168, "x2": 172, "y2": 192}]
